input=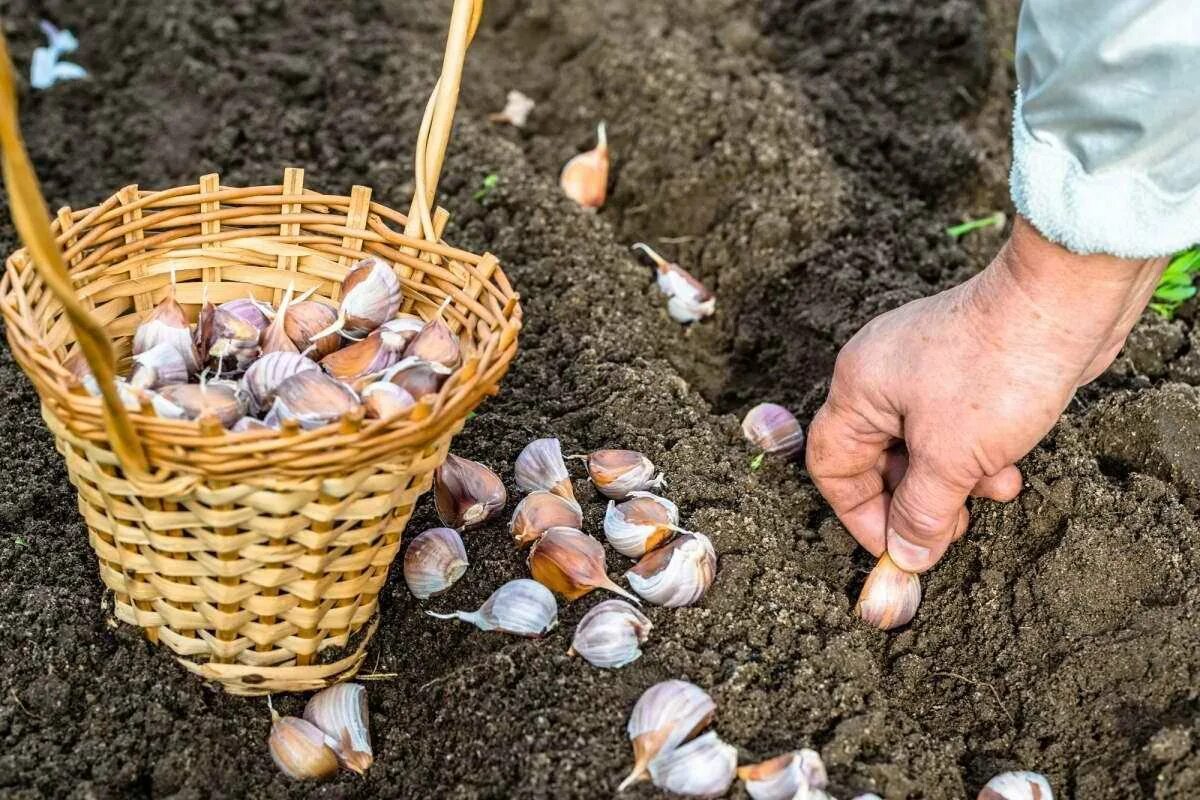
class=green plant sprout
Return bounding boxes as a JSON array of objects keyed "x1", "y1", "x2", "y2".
[
  {"x1": 473, "y1": 173, "x2": 500, "y2": 202},
  {"x1": 749, "y1": 452, "x2": 765, "y2": 471},
  {"x1": 1150, "y1": 247, "x2": 1200, "y2": 319},
  {"x1": 946, "y1": 211, "x2": 1006, "y2": 239}
]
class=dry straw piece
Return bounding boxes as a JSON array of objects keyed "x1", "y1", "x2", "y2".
[{"x1": 0, "y1": 0, "x2": 519, "y2": 694}]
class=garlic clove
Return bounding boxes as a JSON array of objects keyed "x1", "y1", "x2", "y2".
[
  {"x1": 268, "y1": 713, "x2": 340, "y2": 781},
  {"x1": 514, "y1": 437, "x2": 575, "y2": 501},
  {"x1": 851, "y1": 795, "x2": 884, "y2": 800},
  {"x1": 361, "y1": 381, "x2": 416, "y2": 420},
  {"x1": 63, "y1": 350, "x2": 93, "y2": 393},
  {"x1": 742, "y1": 403, "x2": 805, "y2": 461},
  {"x1": 285, "y1": 300, "x2": 341, "y2": 359},
  {"x1": 625, "y1": 531, "x2": 717, "y2": 608},
  {"x1": 320, "y1": 256, "x2": 403, "y2": 338},
  {"x1": 633, "y1": 243, "x2": 716, "y2": 324},
  {"x1": 568, "y1": 598, "x2": 652, "y2": 669},
  {"x1": 619, "y1": 679, "x2": 717, "y2": 791},
  {"x1": 585, "y1": 449, "x2": 664, "y2": 499},
  {"x1": 219, "y1": 297, "x2": 272, "y2": 330},
  {"x1": 193, "y1": 297, "x2": 216, "y2": 363},
  {"x1": 427, "y1": 578, "x2": 557, "y2": 637},
  {"x1": 381, "y1": 356, "x2": 452, "y2": 400},
  {"x1": 232, "y1": 416, "x2": 274, "y2": 433},
  {"x1": 488, "y1": 89, "x2": 535, "y2": 128},
  {"x1": 404, "y1": 527, "x2": 469, "y2": 600},
  {"x1": 259, "y1": 289, "x2": 301, "y2": 356},
  {"x1": 153, "y1": 380, "x2": 247, "y2": 428},
  {"x1": 128, "y1": 341, "x2": 192, "y2": 390},
  {"x1": 241, "y1": 351, "x2": 319, "y2": 414},
  {"x1": 434, "y1": 454, "x2": 507, "y2": 530},
  {"x1": 603, "y1": 491, "x2": 681, "y2": 558},
  {"x1": 510, "y1": 490, "x2": 583, "y2": 548},
  {"x1": 133, "y1": 290, "x2": 200, "y2": 373},
  {"x1": 319, "y1": 330, "x2": 403, "y2": 383},
  {"x1": 403, "y1": 305, "x2": 461, "y2": 370},
  {"x1": 560, "y1": 122, "x2": 609, "y2": 209},
  {"x1": 647, "y1": 731, "x2": 738, "y2": 799},
  {"x1": 738, "y1": 749, "x2": 828, "y2": 800},
  {"x1": 856, "y1": 552, "x2": 921, "y2": 631},
  {"x1": 205, "y1": 304, "x2": 263, "y2": 376},
  {"x1": 303, "y1": 682, "x2": 372, "y2": 774},
  {"x1": 379, "y1": 314, "x2": 426, "y2": 352},
  {"x1": 269, "y1": 370, "x2": 361, "y2": 431},
  {"x1": 528, "y1": 526, "x2": 640, "y2": 603},
  {"x1": 979, "y1": 771, "x2": 1054, "y2": 800}
]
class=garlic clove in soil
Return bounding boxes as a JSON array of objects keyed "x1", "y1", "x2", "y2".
[
  {"x1": 625, "y1": 531, "x2": 717, "y2": 607},
  {"x1": 404, "y1": 527, "x2": 470, "y2": 600},
  {"x1": 152, "y1": 379, "x2": 247, "y2": 428},
  {"x1": 560, "y1": 121, "x2": 609, "y2": 209},
  {"x1": 427, "y1": 578, "x2": 558, "y2": 637},
  {"x1": 319, "y1": 329, "x2": 404, "y2": 384},
  {"x1": 488, "y1": 89, "x2": 535, "y2": 127},
  {"x1": 285, "y1": 300, "x2": 341, "y2": 359},
  {"x1": 738, "y1": 749, "x2": 828, "y2": 800},
  {"x1": 380, "y1": 356, "x2": 452, "y2": 400},
  {"x1": 303, "y1": 682, "x2": 373, "y2": 774},
  {"x1": 403, "y1": 302, "x2": 461, "y2": 370},
  {"x1": 268, "y1": 370, "x2": 361, "y2": 430},
  {"x1": 528, "y1": 526, "x2": 640, "y2": 603},
  {"x1": 318, "y1": 256, "x2": 402, "y2": 339},
  {"x1": 128, "y1": 341, "x2": 192, "y2": 391},
  {"x1": 510, "y1": 490, "x2": 583, "y2": 548},
  {"x1": 603, "y1": 491, "x2": 682, "y2": 558},
  {"x1": 568, "y1": 598, "x2": 652, "y2": 669},
  {"x1": 515, "y1": 437, "x2": 575, "y2": 501},
  {"x1": 647, "y1": 731, "x2": 738, "y2": 799},
  {"x1": 242, "y1": 351, "x2": 319, "y2": 414},
  {"x1": 978, "y1": 771, "x2": 1054, "y2": 800},
  {"x1": 742, "y1": 402, "x2": 805, "y2": 463},
  {"x1": 851, "y1": 795, "x2": 884, "y2": 800},
  {"x1": 361, "y1": 380, "x2": 416, "y2": 420},
  {"x1": 584, "y1": 449, "x2": 665, "y2": 499},
  {"x1": 855, "y1": 552, "x2": 921, "y2": 631},
  {"x1": 268, "y1": 711, "x2": 340, "y2": 781},
  {"x1": 434, "y1": 454, "x2": 507, "y2": 530},
  {"x1": 619, "y1": 679, "x2": 717, "y2": 791},
  {"x1": 133, "y1": 289, "x2": 200, "y2": 374},
  {"x1": 632, "y1": 242, "x2": 716, "y2": 324}
]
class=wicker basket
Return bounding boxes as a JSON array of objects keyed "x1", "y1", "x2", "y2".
[{"x1": 0, "y1": 0, "x2": 519, "y2": 694}]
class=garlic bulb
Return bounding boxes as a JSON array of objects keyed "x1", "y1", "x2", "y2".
[
  {"x1": 361, "y1": 381, "x2": 416, "y2": 420},
  {"x1": 404, "y1": 305, "x2": 461, "y2": 369},
  {"x1": 303, "y1": 683, "x2": 372, "y2": 774},
  {"x1": 510, "y1": 490, "x2": 583, "y2": 548},
  {"x1": 427, "y1": 578, "x2": 558, "y2": 637},
  {"x1": 132, "y1": 290, "x2": 199, "y2": 373},
  {"x1": 268, "y1": 370, "x2": 361, "y2": 430},
  {"x1": 738, "y1": 749, "x2": 828, "y2": 800},
  {"x1": 152, "y1": 380, "x2": 247, "y2": 428},
  {"x1": 435, "y1": 455, "x2": 507, "y2": 530},
  {"x1": 856, "y1": 552, "x2": 921, "y2": 631},
  {"x1": 321, "y1": 256, "x2": 402, "y2": 338},
  {"x1": 648, "y1": 731, "x2": 738, "y2": 799},
  {"x1": 381, "y1": 356, "x2": 452, "y2": 400},
  {"x1": 404, "y1": 527, "x2": 469, "y2": 600},
  {"x1": 488, "y1": 89, "x2": 535, "y2": 127},
  {"x1": 560, "y1": 122, "x2": 609, "y2": 209},
  {"x1": 242, "y1": 351, "x2": 319, "y2": 413},
  {"x1": 320, "y1": 329, "x2": 404, "y2": 383},
  {"x1": 568, "y1": 599, "x2": 652, "y2": 669},
  {"x1": 268, "y1": 712, "x2": 339, "y2": 781},
  {"x1": 128, "y1": 341, "x2": 191, "y2": 390},
  {"x1": 619, "y1": 679, "x2": 716, "y2": 790},
  {"x1": 285, "y1": 300, "x2": 341, "y2": 359},
  {"x1": 979, "y1": 771, "x2": 1054, "y2": 800},
  {"x1": 603, "y1": 491, "x2": 681, "y2": 558},
  {"x1": 584, "y1": 449, "x2": 664, "y2": 499},
  {"x1": 528, "y1": 526, "x2": 640, "y2": 603},
  {"x1": 625, "y1": 532, "x2": 716, "y2": 608},
  {"x1": 742, "y1": 403, "x2": 805, "y2": 461},
  {"x1": 514, "y1": 437, "x2": 575, "y2": 501},
  {"x1": 633, "y1": 243, "x2": 716, "y2": 324}
]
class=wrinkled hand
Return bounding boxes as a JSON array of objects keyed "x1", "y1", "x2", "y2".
[{"x1": 806, "y1": 217, "x2": 1167, "y2": 572}]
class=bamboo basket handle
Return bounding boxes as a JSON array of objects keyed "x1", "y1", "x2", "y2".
[
  {"x1": 0, "y1": 35, "x2": 150, "y2": 476},
  {"x1": 405, "y1": 0, "x2": 484, "y2": 244}
]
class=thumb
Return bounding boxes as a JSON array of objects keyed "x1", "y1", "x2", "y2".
[{"x1": 886, "y1": 456, "x2": 974, "y2": 573}]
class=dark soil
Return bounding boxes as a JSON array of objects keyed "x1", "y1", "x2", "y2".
[{"x1": 1, "y1": 1, "x2": 1197, "y2": 798}]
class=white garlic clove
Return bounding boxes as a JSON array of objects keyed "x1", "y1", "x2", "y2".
[
  {"x1": 259, "y1": 289, "x2": 301, "y2": 356},
  {"x1": 379, "y1": 314, "x2": 426, "y2": 352},
  {"x1": 113, "y1": 377, "x2": 148, "y2": 411},
  {"x1": 510, "y1": 490, "x2": 583, "y2": 548},
  {"x1": 192, "y1": 298, "x2": 216, "y2": 363},
  {"x1": 303, "y1": 682, "x2": 372, "y2": 774},
  {"x1": 633, "y1": 243, "x2": 716, "y2": 324},
  {"x1": 205, "y1": 304, "x2": 263, "y2": 376},
  {"x1": 403, "y1": 306, "x2": 461, "y2": 370},
  {"x1": 856, "y1": 552, "x2": 922, "y2": 631},
  {"x1": 320, "y1": 330, "x2": 404, "y2": 383},
  {"x1": 319, "y1": 256, "x2": 402, "y2": 338},
  {"x1": 153, "y1": 380, "x2": 247, "y2": 428},
  {"x1": 488, "y1": 89, "x2": 535, "y2": 127},
  {"x1": 427, "y1": 578, "x2": 558, "y2": 638},
  {"x1": 219, "y1": 297, "x2": 272, "y2": 330},
  {"x1": 268, "y1": 713, "x2": 340, "y2": 781},
  {"x1": 242, "y1": 351, "x2": 319, "y2": 413},
  {"x1": 560, "y1": 122, "x2": 608, "y2": 209},
  {"x1": 285, "y1": 300, "x2": 341, "y2": 359},
  {"x1": 269, "y1": 370, "x2": 361, "y2": 430},
  {"x1": 128, "y1": 341, "x2": 192, "y2": 390},
  {"x1": 568, "y1": 598, "x2": 652, "y2": 669},
  {"x1": 232, "y1": 416, "x2": 274, "y2": 433},
  {"x1": 361, "y1": 381, "x2": 416, "y2": 420},
  {"x1": 603, "y1": 491, "x2": 681, "y2": 558},
  {"x1": 585, "y1": 449, "x2": 664, "y2": 499},
  {"x1": 851, "y1": 795, "x2": 884, "y2": 800},
  {"x1": 528, "y1": 526, "x2": 640, "y2": 604},
  {"x1": 514, "y1": 437, "x2": 575, "y2": 501},
  {"x1": 380, "y1": 356, "x2": 452, "y2": 400},
  {"x1": 742, "y1": 403, "x2": 805, "y2": 461},
  {"x1": 625, "y1": 532, "x2": 717, "y2": 608},
  {"x1": 619, "y1": 679, "x2": 716, "y2": 790},
  {"x1": 434, "y1": 454, "x2": 507, "y2": 530},
  {"x1": 647, "y1": 731, "x2": 738, "y2": 799},
  {"x1": 738, "y1": 749, "x2": 828, "y2": 800},
  {"x1": 404, "y1": 527, "x2": 470, "y2": 600},
  {"x1": 133, "y1": 290, "x2": 200, "y2": 373},
  {"x1": 979, "y1": 771, "x2": 1054, "y2": 800}
]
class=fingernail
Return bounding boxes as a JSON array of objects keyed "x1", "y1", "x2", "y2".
[{"x1": 887, "y1": 529, "x2": 931, "y2": 572}]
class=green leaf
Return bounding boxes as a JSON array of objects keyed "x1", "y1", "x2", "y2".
[
  {"x1": 472, "y1": 173, "x2": 501, "y2": 202},
  {"x1": 1154, "y1": 285, "x2": 1197, "y2": 303},
  {"x1": 946, "y1": 211, "x2": 1006, "y2": 240},
  {"x1": 749, "y1": 452, "x2": 765, "y2": 471}
]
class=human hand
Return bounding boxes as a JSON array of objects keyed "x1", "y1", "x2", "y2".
[{"x1": 806, "y1": 216, "x2": 1167, "y2": 573}]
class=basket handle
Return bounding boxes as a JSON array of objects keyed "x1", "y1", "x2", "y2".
[
  {"x1": 0, "y1": 35, "x2": 150, "y2": 476},
  {"x1": 405, "y1": 0, "x2": 484, "y2": 243}
]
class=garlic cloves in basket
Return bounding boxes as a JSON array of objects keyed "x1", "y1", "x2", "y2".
[
  {"x1": 267, "y1": 370, "x2": 361, "y2": 430},
  {"x1": 286, "y1": 299, "x2": 341, "y2": 359},
  {"x1": 560, "y1": 122, "x2": 609, "y2": 210},
  {"x1": 583, "y1": 449, "x2": 664, "y2": 499},
  {"x1": 318, "y1": 256, "x2": 402, "y2": 339},
  {"x1": 856, "y1": 552, "x2": 921, "y2": 631},
  {"x1": 381, "y1": 356, "x2": 452, "y2": 400},
  {"x1": 303, "y1": 683, "x2": 373, "y2": 774},
  {"x1": 510, "y1": 490, "x2": 583, "y2": 548},
  {"x1": 128, "y1": 341, "x2": 191, "y2": 391},
  {"x1": 619, "y1": 679, "x2": 716, "y2": 790},
  {"x1": 133, "y1": 288, "x2": 199, "y2": 374},
  {"x1": 648, "y1": 731, "x2": 738, "y2": 799},
  {"x1": 434, "y1": 454, "x2": 507, "y2": 530},
  {"x1": 319, "y1": 329, "x2": 404, "y2": 384},
  {"x1": 568, "y1": 599, "x2": 652, "y2": 669},
  {"x1": 404, "y1": 527, "x2": 469, "y2": 600},
  {"x1": 361, "y1": 381, "x2": 416, "y2": 420},
  {"x1": 624, "y1": 531, "x2": 717, "y2": 608},
  {"x1": 528, "y1": 526, "x2": 640, "y2": 603},
  {"x1": 632, "y1": 242, "x2": 716, "y2": 324},
  {"x1": 242, "y1": 351, "x2": 319, "y2": 414},
  {"x1": 404, "y1": 301, "x2": 461, "y2": 370},
  {"x1": 515, "y1": 437, "x2": 575, "y2": 501},
  {"x1": 152, "y1": 379, "x2": 247, "y2": 428},
  {"x1": 427, "y1": 578, "x2": 558, "y2": 637}
]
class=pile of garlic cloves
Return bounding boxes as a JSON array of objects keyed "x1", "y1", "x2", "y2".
[{"x1": 268, "y1": 683, "x2": 372, "y2": 781}]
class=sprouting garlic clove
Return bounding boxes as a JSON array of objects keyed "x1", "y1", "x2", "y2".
[
  {"x1": 514, "y1": 437, "x2": 575, "y2": 501},
  {"x1": 381, "y1": 356, "x2": 452, "y2": 400},
  {"x1": 404, "y1": 527, "x2": 470, "y2": 600},
  {"x1": 319, "y1": 256, "x2": 402, "y2": 339},
  {"x1": 361, "y1": 381, "x2": 416, "y2": 420},
  {"x1": 403, "y1": 304, "x2": 461, "y2": 370},
  {"x1": 568, "y1": 598, "x2": 652, "y2": 669},
  {"x1": 427, "y1": 578, "x2": 558, "y2": 637},
  {"x1": 128, "y1": 341, "x2": 192, "y2": 390},
  {"x1": 742, "y1": 403, "x2": 805, "y2": 462},
  {"x1": 585, "y1": 449, "x2": 664, "y2": 499},
  {"x1": 260, "y1": 289, "x2": 301, "y2": 356},
  {"x1": 528, "y1": 526, "x2": 640, "y2": 603},
  {"x1": 152, "y1": 380, "x2": 247, "y2": 428},
  {"x1": 619, "y1": 679, "x2": 717, "y2": 791},
  {"x1": 269, "y1": 370, "x2": 361, "y2": 431},
  {"x1": 435, "y1": 454, "x2": 507, "y2": 530},
  {"x1": 560, "y1": 122, "x2": 609, "y2": 209},
  {"x1": 603, "y1": 491, "x2": 681, "y2": 558},
  {"x1": 855, "y1": 552, "x2": 921, "y2": 631},
  {"x1": 241, "y1": 351, "x2": 319, "y2": 414},
  {"x1": 488, "y1": 89, "x2": 535, "y2": 128},
  {"x1": 633, "y1": 243, "x2": 716, "y2": 324},
  {"x1": 978, "y1": 771, "x2": 1054, "y2": 800},
  {"x1": 647, "y1": 731, "x2": 738, "y2": 799},
  {"x1": 303, "y1": 683, "x2": 372, "y2": 774},
  {"x1": 737, "y1": 749, "x2": 828, "y2": 800},
  {"x1": 205, "y1": 303, "x2": 264, "y2": 376},
  {"x1": 268, "y1": 711, "x2": 340, "y2": 781},
  {"x1": 285, "y1": 300, "x2": 341, "y2": 359},
  {"x1": 133, "y1": 290, "x2": 200, "y2": 373},
  {"x1": 319, "y1": 330, "x2": 404, "y2": 383},
  {"x1": 510, "y1": 490, "x2": 583, "y2": 548},
  {"x1": 625, "y1": 531, "x2": 717, "y2": 608}
]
